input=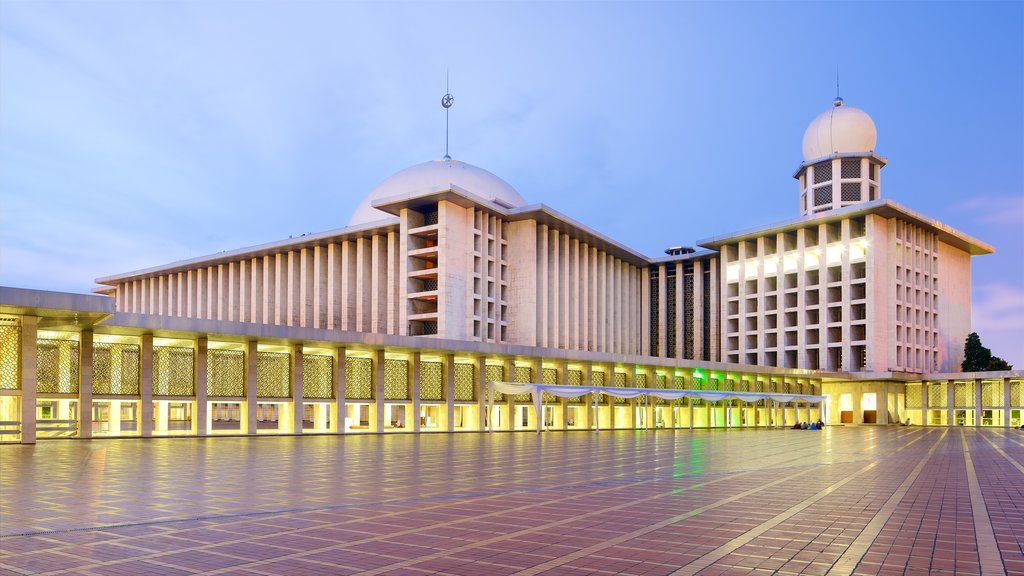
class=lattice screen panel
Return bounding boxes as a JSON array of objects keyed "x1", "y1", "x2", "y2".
[
  {"x1": 384, "y1": 359, "x2": 408, "y2": 400},
  {"x1": 153, "y1": 346, "x2": 194, "y2": 396},
  {"x1": 485, "y1": 365, "x2": 504, "y2": 402},
  {"x1": 540, "y1": 368, "x2": 557, "y2": 402},
  {"x1": 981, "y1": 381, "x2": 1001, "y2": 407},
  {"x1": 420, "y1": 361, "x2": 443, "y2": 401},
  {"x1": 512, "y1": 366, "x2": 532, "y2": 401},
  {"x1": 93, "y1": 342, "x2": 140, "y2": 395},
  {"x1": 841, "y1": 183, "x2": 862, "y2": 202},
  {"x1": 592, "y1": 371, "x2": 605, "y2": 387},
  {"x1": 612, "y1": 373, "x2": 627, "y2": 403},
  {"x1": 208, "y1": 349, "x2": 245, "y2": 397},
  {"x1": 346, "y1": 357, "x2": 373, "y2": 400},
  {"x1": 928, "y1": 382, "x2": 947, "y2": 407},
  {"x1": 674, "y1": 375, "x2": 687, "y2": 390},
  {"x1": 0, "y1": 323, "x2": 19, "y2": 391},
  {"x1": 303, "y1": 355, "x2": 333, "y2": 399},
  {"x1": 814, "y1": 186, "x2": 833, "y2": 207},
  {"x1": 1011, "y1": 382, "x2": 1021, "y2": 407},
  {"x1": 654, "y1": 375, "x2": 667, "y2": 389},
  {"x1": 905, "y1": 385, "x2": 922, "y2": 409},
  {"x1": 813, "y1": 161, "x2": 832, "y2": 184},
  {"x1": 565, "y1": 369, "x2": 583, "y2": 403},
  {"x1": 683, "y1": 273, "x2": 695, "y2": 359},
  {"x1": 954, "y1": 381, "x2": 974, "y2": 407},
  {"x1": 257, "y1": 352, "x2": 290, "y2": 398},
  {"x1": 37, "y1": 339, "x2": 79, "y2": 394},
  {"x1": 454, "y1": 364, "x2": 475, "y2": 401},
  {"x1": 841, "y1": 159, "x2": 861, "y2": 179}
]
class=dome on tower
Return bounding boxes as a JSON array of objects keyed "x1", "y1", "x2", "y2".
[
  {"x1": 801, "y1": 98, "x2": 877, "y2": 161},
  {"x1": 348, "y1": 158, "x2": 526, "y2": 226}
]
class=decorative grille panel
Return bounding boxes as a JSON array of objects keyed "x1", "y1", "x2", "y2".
[
  {"x1": 841, "y1": 183, "x2": 862, "y2": 202},
  {"x1": 153, "y1": 346, "x2": 194, "y2": 396},
  {"x1": 485, "y1": 365, "x2": 504, "y2": 402},
  {"x1": 568, "y1": 370, "x2": 582, "y2": 385},
  {"x1": 613, "y1": 372, "x2": 626, "y2": 387},
  {"x1": 208, "y1": 349, "x2": 245, "y2": 397},
  {"x1": 256, "y1": 352, "x2": 290, "y2": 398},
  {"x1": 954, "y1": 381, "x2": 974, "y2": 407},
  {"x1": 0, "y1": 323, "x2": 19, "y2": 391},
  {"x1": 981, "y1": 381, "x2": 1001, "y2": 407},
  {"x1": 592, "y1": 371, "x2": 605, "y2": 387},
  {"x1": 1011, "y1": 382, "x2": 1021, "y2": 407},
  {"x1": 814, "y1": 161, "x2": 832, "y2": 184},
  {"x1": 683, "y1": 273, "x2": 694, "y2": 359},
  {"x1": 454, "y1": 364, "x2": 475, "y2": 401},
  {"x1": 512, "y1": 366, "x2": 532, "y2": 401},
  {"x1": 303, "y1": 355, "x2": 334, "y2": 399},
  {"x1": 841, "y1": 159, "x2": 861, "y2": 179},
  {"x1": 384, "y1": 359, "x2": 408, "y2": 400},
  {"x1": 814, "y1": 186, "x2": 832, "y2": 207},
  {"x1": 906, "y1": 385, "x2": 922, "y2": 409},
  {"x1": 674, "y1": 375, "x2": 686, "y2": 389},
  {"x1": 37, "y1": 339, "x2": 79, "y2": 394},
  {"x1": 702, "y1": 268, "x2": 711, "y2": 361},
  {"x1": 666, "y1": 274, "x2": 677, "y2": 358},
  {"x1": 635, "y1": 374, "x2": 647, "y2": 388},
  {"x1": 93, "y1": 343, "x2": 140, "y2": 395},
  {"x1": 723, "y1": 379, "x2": 734, "y2": 392},
  {"x1": 649, "y1": 275, "x2": 659, "y2": 356},
  {"x1": 928, "y1": 382, "x2": 947, "y2": 407},
  {"x1": 542, "y1": 368, "x2": 557, "y2": 384},
  {"x1": 346, "y1": 357, "x2": 373, "y2": 400},
  {"x1": 420, "y1": 361, "x2": 443, "y2": 400},
  {"x1": 655, "y1": 375, "x2": 667, "y2": 389}
]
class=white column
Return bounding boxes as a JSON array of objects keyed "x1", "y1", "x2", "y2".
[
  {"x1": 334, "y1": 346, "x2": 346, "y2": 433},
  {"x1": 196, "y1": 337, "x2": 208, "y2": 436},
  {"x1": 140, "y1": 334, "x2": 154, "y2": 437},
  {"x1": 245, "y1": 340, "x2": 258, "y2": 434},
  {"x1": 78, "y1": 329, "x2": 93, "y2": 439},
  {"x1": 292, "y1": 345, "x2": 304, "y2": 435},
  {"x1": 411, "y1": 352, "x2": 422, "y2": 433},
  {"x1": 19, "y1": 316, "x2": 38, "y2": 444},
  {"x1": 374, "y1": 349, "x2": 385, "y2": 433}
]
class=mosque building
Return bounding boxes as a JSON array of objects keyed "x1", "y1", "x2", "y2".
[{"x1": 1, "y1": 98, "x2": 1020, "y2": 443}]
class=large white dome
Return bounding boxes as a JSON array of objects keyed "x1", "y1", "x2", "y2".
[
  {"x1": 801, "y1": 100, "x2": 877, "y2": 161},
  {"x1": 348, "y1": 158, "x2": 526, "y2": 226}
]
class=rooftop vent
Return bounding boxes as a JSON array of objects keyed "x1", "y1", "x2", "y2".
[{"x1": 664, "y1": 246, "x2": 696, "y2": 256}]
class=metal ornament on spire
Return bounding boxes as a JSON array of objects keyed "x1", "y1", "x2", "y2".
[{"x1": 441, "y1": 71, "x2": 454, "y2": 160}]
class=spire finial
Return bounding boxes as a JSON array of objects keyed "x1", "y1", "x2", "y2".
[
  {"x1": 441, "y1": 69, "x2": 454, "y2": 160},
  {"x1": 834, "y1": 68, "x2": 843, "y2": 107}
]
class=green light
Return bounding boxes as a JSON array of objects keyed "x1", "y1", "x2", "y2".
[{"x1": 693, "y1": 369, "x2": 703, "y2": 380}]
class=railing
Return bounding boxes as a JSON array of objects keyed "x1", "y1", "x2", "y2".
[
  {"x1": 36, "y1": 419, "x2": 78, "y2": 437},
  {"x1": 0, "y1": 420, "x2": 20, "y2": 438}
]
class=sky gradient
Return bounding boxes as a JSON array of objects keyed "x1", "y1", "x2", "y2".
[{"x1": 1, "y1": 1, "x2": 1021, "y2": 365}]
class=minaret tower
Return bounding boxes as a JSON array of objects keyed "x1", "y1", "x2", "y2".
[{"x1": 795, "y1": 97, "x2": 886, "y2": 216}]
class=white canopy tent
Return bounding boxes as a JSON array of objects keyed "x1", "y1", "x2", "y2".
[{"x1": 487, "y1": 381, "x2": 824, "y2": 433}]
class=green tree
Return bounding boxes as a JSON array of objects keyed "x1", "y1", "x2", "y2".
[{"x1": 961, "y1": 332, "x2": 1013, "y2": 371}]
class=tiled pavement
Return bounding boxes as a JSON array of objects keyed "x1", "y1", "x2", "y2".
[{"x1": 1, "y1": 428, "x2": 1022, "y2": 575}]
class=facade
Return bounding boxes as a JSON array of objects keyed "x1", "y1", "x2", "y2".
[{"x1": 1, "y1": 99, "x2": 1021, "y2": 443}]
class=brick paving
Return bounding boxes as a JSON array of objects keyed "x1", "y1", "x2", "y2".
[{"x1": 0, "y1": 428, "x2": 1021, "y2": 575}]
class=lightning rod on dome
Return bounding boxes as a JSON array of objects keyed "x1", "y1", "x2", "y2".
[
  {"x1": 441, "y1": 70, "x2": 454, "y2": 160},
  {"x1": 834, "y1": 68, "x2": 843, "y2": 107}
]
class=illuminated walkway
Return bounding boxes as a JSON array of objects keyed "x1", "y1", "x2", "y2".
[{"x1": 1, "y1": 428, "x2": 1022, "y2": 575}]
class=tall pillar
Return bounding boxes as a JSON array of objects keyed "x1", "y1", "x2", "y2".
[
  {"x1": 444, "y1": 354, "x2": 456, "y2": 432},
  {"x1": 334, "y1": 346, "x2": 346, "y2": 433},
  {"x1": 559, "y1": 360, "x2": 569, "y2": 431},
  {"x1": 19, "y1": 316, "x2": 38, "y2": 444},
  {"x1": 195, "y1": 337, "x2": 207, "y2": 436},
  {"x1": 140, "y1": 333, "x2": 154, "y2": 437},
  {"x1": 946, "y1": 380, "x2": 955, "y2": 427},
  {"x1": 878, "y1": 383, "x2": 889, "y2": 425},
  {"x1": 1004, "y1": 378, "x2": 1012, "y2": 428},
  {"x1": 583, "y1": 363, "x2": 594, "y2": 429},
  {"x1": 411, "y1": 352, "x2": 421, "y2": 433},
  {"x1": 78, "y1": 329, "x2": 93, "y2": 439},
  {"x1": 920, "y1": 382, "x2": 929, "y2": 426},
  {"x1": 245, "y1": 340, "x2": 258, "y2": 434},
  {"x1": 292, "y1": 345, "x2": 304, "y2": 435},
  {"x1": 503, "y1": 358, "x2": 515, "y2": 429},
  {"x1": 475, "y1": 356, "x2": 487, "y2": 431},
  {"x1": 374, "y1": 349, "x2": 385, "y2": 433},
  {"x1": 974, "y1": 378, "x2": 982, "y2": 428}
]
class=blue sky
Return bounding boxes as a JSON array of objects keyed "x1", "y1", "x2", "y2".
[{"x1": 1, "y1": 1, "x2": 1021, "y2": 365}]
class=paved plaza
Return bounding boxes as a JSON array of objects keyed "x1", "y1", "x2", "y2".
[{"x1": 1, "y1": 428, "x2": 1022, "y2": 576}]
